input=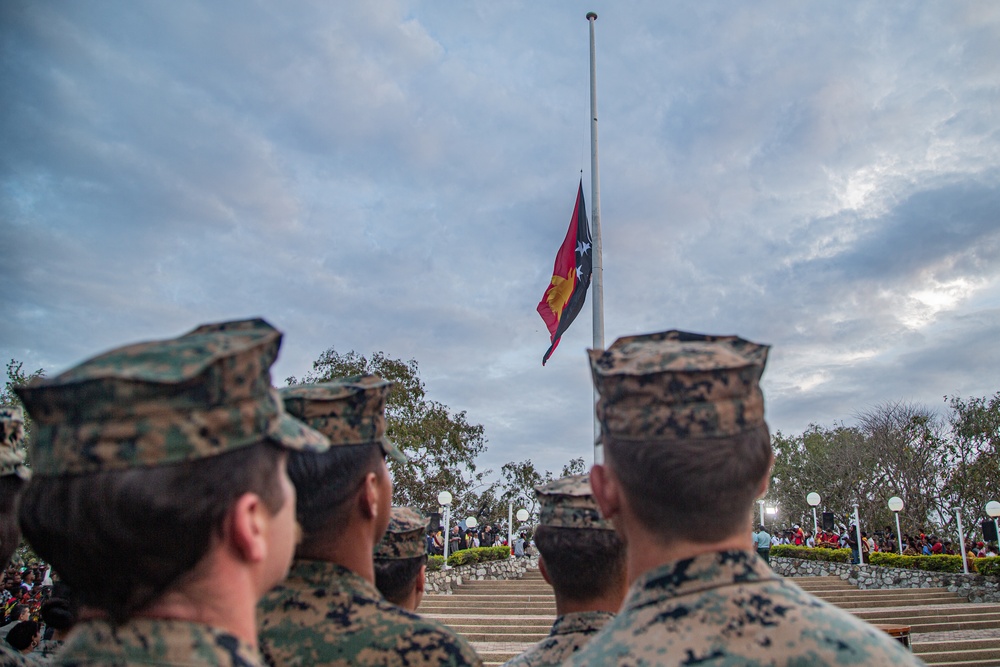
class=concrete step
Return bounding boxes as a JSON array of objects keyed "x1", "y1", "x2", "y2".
[
  {"x1": 854, "y1": 605, "x2": 1000, "y2": 621},
  {"x1": 913, "y1": 646, "x2": 1000, "y2": 665}
]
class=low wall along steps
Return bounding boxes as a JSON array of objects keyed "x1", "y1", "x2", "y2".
[{"x1": 421, "y1": 555, "x2": 1000, "y2": 666}]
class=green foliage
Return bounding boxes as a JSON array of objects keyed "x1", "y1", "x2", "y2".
[
  {"x1": 2, "y1": 359, "x2": 45, "y2": 456},
  {"x1": 869, "y1": 552, "x2": 971, "y2": 573},
  {"x1": 445, "y1": 546, "x2": 510, "y2": 568},
  {"x1": 427, "y1": 555, "x2": 444, "y2": 572},
  {"x1": 977, "y1": 557, "x2": 1000, "y2": 577},
  {"x1": 289, "y1": 349, "x2": 489, "y2": 519},
  {"x1": 771, "y1": 545, "x2": 851, "y2": 563},
  {"x1": 561, "y1": 457, "x2": 586, "y2": 477},
  {"x1": 943, "y1": 393, "x2": 1000, "y2": 536}
]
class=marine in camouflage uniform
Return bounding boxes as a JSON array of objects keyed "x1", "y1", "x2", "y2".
[
  {"x1": 502, "y1": 474, "x2": 625, "y2": 667},
  {"x1": 15, "y1": 318, "x2": 329, "y2": 666},
  {"x1": 374, "y1": 506, "x2": 431, "y2": 610},
  {"x1": 0, "y1": 407, "x2": 30, "y2": 667},
  {"x1": 572, "y1": 330, "x2": 924, "y2": 667},
  {"x1": 258, "y1": 377, "x2": 481, "y2": 666}
]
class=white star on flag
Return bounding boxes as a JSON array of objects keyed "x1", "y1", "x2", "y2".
[{"x1": 576, "y1": 241, "x2": 591, "y2": 255}]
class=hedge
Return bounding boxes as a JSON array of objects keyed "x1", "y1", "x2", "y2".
[
  {"x1": 426, "y1": 546, "x2": 511, "y2": 572},
  {"x1": 774, "y1": 547, "x2": 1000, "y2": 576},
  {"x1": 870, "y1": 552, "x2": 1000, "y2": 575},
  {"x1": 770, "y1": 545, "x2": 851, "y2": 563}
]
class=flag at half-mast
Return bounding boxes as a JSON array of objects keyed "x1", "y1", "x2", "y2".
[{"x1": 537, "y1": 180, "x2": 593, "y2": 365}]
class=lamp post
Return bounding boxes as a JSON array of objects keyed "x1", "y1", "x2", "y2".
[
  {"x1": 508, "y1": 501, "x2": 513, "y2": 553},
  {"x1": 888, "y1": 496, "x2": 904, "y2": 555},
  {"x1": 956, "y1": 507, "x2": 969, "y2": 575},
  {"x1": 853, "y1": 504, "x2": 864, "y2": 564},
  {"x1": 806, "y1": 492, "x2": 821, "y2": 538},
  {"x1": 758, "y1": 499, "x2": 765, "y2": 527},
  {"x1": 987, "y1": 501, "x2": 1000, "y2": 551},
  {"x1": 438, "y1": 491, "x2": 452, "y2": 568}
]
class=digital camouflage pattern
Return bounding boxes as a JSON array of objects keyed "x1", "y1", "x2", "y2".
[
  {"x1": 588, "y1": 330, "x2": 769, "y2": 442},
  {"x1": 280, "y1": 376, "x2": 406, "y2": 463},
  {"x1": 0, "y1": 641, "x2": 28, "y2": 666},
  {"x1": 15, "y1": 318, "x2": 328, "y2": 476},
  {"x1": 569, "y1": 550, "x2": 924, "y2": 667},
  {"x1": 258, "y1": 559, "x2": 481, "y2": 666},
  {"x1": 0, "y1": 406, "x2": 29, "y2": 480},
  {"x1": 535, "y1": 474, "x2": 612, "y2": 531},
  {"x1": 376, "y1": 506, "x2": 430, "y2": 560},
  {"x1": 51, "y1": 617, "x2": 267, "y2": 666},
  {"x1": 502, "y1": 611, "x2": 614, "y2": 667}
]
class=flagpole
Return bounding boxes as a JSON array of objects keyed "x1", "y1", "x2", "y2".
[{"x1": 587, "y1": 11, "x2": 605, "y2": 464}]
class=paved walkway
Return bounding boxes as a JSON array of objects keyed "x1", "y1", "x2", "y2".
[{"x1": 915, "y1": 628, "x2": 1000, "y2": 643}]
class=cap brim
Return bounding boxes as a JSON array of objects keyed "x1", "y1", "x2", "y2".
[
  {"x1": 380, "y1": 436, "x2": 407, "y2": 464},
  {"x1": 270, "y1": 413, "x2": 330, "y2": 452}
]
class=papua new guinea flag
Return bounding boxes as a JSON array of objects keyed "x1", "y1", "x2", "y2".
[{"x1": 537, "y1": 181, "x2": 593, "y2": 365}]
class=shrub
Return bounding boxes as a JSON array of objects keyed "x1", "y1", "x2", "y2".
[
  {"x1": 978, "y1": 557, "x2": 1000, "y2": 577},
  {"x1": 427, "y1": 555, "x2": 444, "y2": 572},
  {"x1": 445, "y1": 546, "x2": 510, "y2": 569}
]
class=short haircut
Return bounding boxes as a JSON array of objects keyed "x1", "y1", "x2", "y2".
[
  {"x1": 287, "y1": 442, "x2": 383, "y2": 541},
  {"x1": 19, "y1": 441, "x2": 287, "y2": 625},
  {"x1": 605, "y1": 423, "x2": 771, "y2": 543},
  {"x1": 5, "y1": 620, "x2": 38, "y2": 651},
  {"x1": 40, "y1": 590, "x2": 77, "y2": 632},
  {"x1": 0, "y1": 476, "x2": 26, "y2": 569},
  {"x1": 374, "y1": 555, "x2": 426, "y2": 605},
  {"x1": 534, "y1": 525, "x2": 626, "y2": 602}
]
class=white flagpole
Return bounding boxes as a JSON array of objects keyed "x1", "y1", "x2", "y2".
[{"x1": 587, "y1": 12, "x2": 605, "y2": 464}]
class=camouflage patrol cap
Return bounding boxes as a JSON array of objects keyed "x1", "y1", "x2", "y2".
[
  {"x1": 374, "y1": 506, "x2": 429, "y2": 560},
  {"x1": 279, "y1": 376, "x2": 406, "y2": 464},
  {"x1": 535, "y1": 474, "x2": 612, "y2": 530},
  {"x1": 15, "y1": 318, "x2": 330, "y2": 476},
  {"x1": 0, "y1": 407, "x2": 29, "y2": 480},
  {"x1": 589, "y1": 330, "x2": 769, "y2": 443}
]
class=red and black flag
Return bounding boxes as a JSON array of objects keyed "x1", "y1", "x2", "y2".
[{"x1": 537, "y1": 181, "x2": 593, "y2": 365}]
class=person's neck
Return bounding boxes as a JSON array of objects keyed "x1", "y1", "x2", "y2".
[
  {"x1": 624, "y1": 523, "x2": 754, "y2": 586},
  {"x1": 554, "y1": 586, "x2": 624, "y2": 616},
  {"x1": 137, "y1": 566, "x2": 260, "y2": 647},
  {"x1": 297, "y1": 520, "x2": 378, "y2": 585}
]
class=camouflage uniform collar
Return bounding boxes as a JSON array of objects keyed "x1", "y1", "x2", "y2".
[
  {"x1": 627, "y1": 550, "x2": 777, "y2": 609},
  {"x1": 58, "y1": 617, "x2": 265, "y2": 666},
  {"x1": 550, "y1": 611, "x2": 615, "y2": 637},
  {"x1": 289, "y1": 559, "x2": 381, "y2": 600}
]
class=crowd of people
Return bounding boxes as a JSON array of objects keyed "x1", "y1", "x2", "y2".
[
  {"x1": 754, "y1": 523, "x2": 999, "y2": 565},
  {"x1": 425, "y1": 525, "x2": 533, "y2": 558}
]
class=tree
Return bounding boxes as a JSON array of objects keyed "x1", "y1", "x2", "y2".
[
  {"x1": 855, "y1": 402, "x2": 946, "y2": 538},
  {"x1": 769, "y1": 424, "x2": 872, "y2": 533},
  {"x1": 287, "y1": 348, "x2": 489, "y2": 520},
  {"x1": 2, "y1": 359, "x2": 44, "y2": 455},
  {"x1": 942, "y1": 393, "x2": 1000, "y2": 536},
  {"x1": 561, "y1": 457, "x2": 587, "y2": 477}
]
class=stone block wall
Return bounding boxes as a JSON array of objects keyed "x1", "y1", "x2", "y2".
[
  {"x1": 425, "y1": 556, "x2": 538, "y2": 594},
  {"x1": 771, "y1": 556, "x2": 1000, "y2": 603}
]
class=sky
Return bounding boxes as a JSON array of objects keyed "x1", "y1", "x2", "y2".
[{"x1": 3, "y1": 1, "x2": 999, "y2": 486}]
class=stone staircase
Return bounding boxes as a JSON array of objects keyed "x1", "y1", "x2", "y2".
[{"x1": 421, "y1": 568, "x2": 1000, "y2": 666}]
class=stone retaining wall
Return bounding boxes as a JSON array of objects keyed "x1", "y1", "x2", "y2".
[
  {"x1": 772, "y1": 556, "x2": 1000, "y2": 603},
  {"x1": 425, "y1": 556, "x2": 537, "y2": 594}
]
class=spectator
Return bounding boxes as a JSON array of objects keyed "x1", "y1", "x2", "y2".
[
  {"x1": 514, "y1": 532, "x2": 526, "y2": 558},
  {"x1": 4, "y1": 620, "x2": 38, "y2": 655},
  {"x1": 0, "y1": 605, "x2": 28, "y2": 638},
  {"x1": 752, "y1": 525, "x2": 771, "y2": 565},
  {"x1": 35, "y1": 588, "x2": 77, "y2": 659}
]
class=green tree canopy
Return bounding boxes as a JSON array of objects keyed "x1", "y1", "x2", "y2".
[
  {"x1": 2, "y1": 359, "x2": 45, "y2": 456},
  {"x1": 287, "y1": 348, "x2": 489, "y2": 520}
]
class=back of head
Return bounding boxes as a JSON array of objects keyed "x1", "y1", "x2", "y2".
[
  {"x1": 280, "y1": 376, "x2": 405, "y2": 548},
  {"x1": 533, "y1": 474, "x2": 625, "y2": 603},
  {"x1": 589, "y1": 330, "x2": 772, "y2": 544},
  {"x1": 374, "y1": 506, "x2": 429, "y2": 605},
  {"x1": 5, "y1": 620, "x2": 38, "y2": 651},
  {"x1": 15, "y1": 319, "x2": 329, "y2": 624}
]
